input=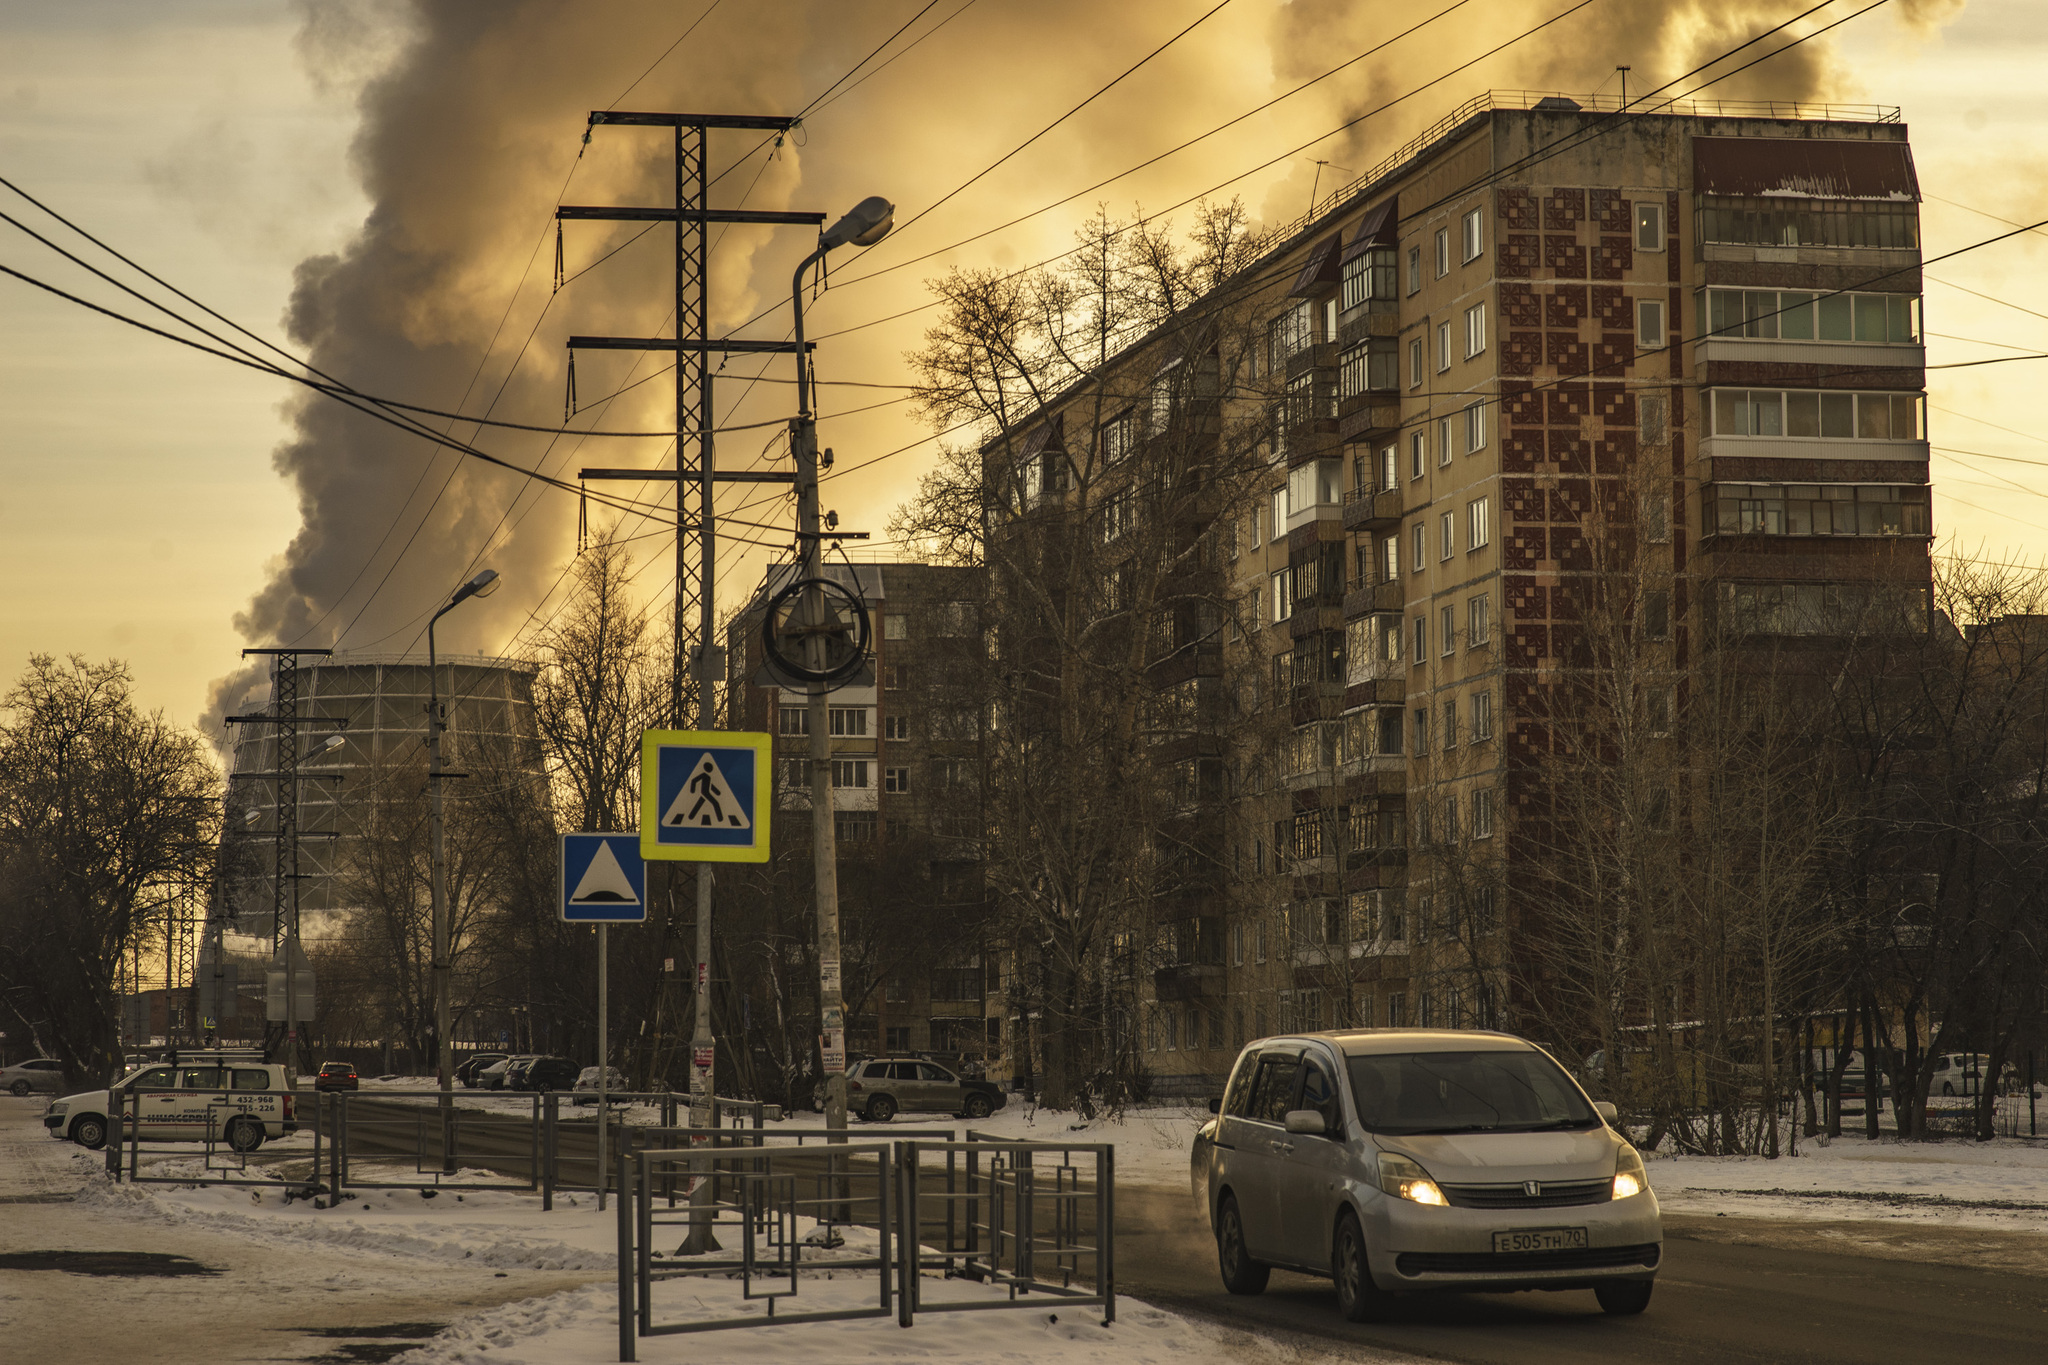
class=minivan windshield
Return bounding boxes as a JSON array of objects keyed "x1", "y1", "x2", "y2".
[{"x1": 1346, "y1": 1049, "x2": 1599, "y2": 1135}]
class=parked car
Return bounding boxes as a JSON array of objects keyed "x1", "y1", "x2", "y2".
[
  {"x1": 2, "y1": 1058, "x2": 65, "y2": 1097},
  {"x1": 480, "y1": 1055, "x2": 535, "y2": 1091},
  {"x1": 572, "y1": 1066, "x2": 629, "y2": 1106},
  {"x1": 457, "y1": 1053, "x2": 508, "y2": 1088},
  {"x1": 512, "y1": 1056, "x2": 581, "y2": 1093},
  {"x1": 1806, "y1": 1049, "x2": 1894, "y2": 1100},
  {"x1": 1192, "y1": 1029, "x2": 1660, "y2": 1321},
  {"x1": 844, "y1": 1057, "x2": 1005, "y2": 1123},
  {"x1": 1928, "y1": 1052, "x2": 1990, "y2": 1098},
  {"x1": 43, "y1": 1049, "x2": 297, "y2": 1153},
  {"x1": 313, "y1": 1061, "x2": 359, "y2": 1092}
]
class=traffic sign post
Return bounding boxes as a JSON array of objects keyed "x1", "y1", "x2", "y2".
[
  {"x1": 640, "y1": 729, "x2": 771, "y2": 863},
  {"x1": 560, "y1": 832, "x2": 647, "y2": 1211}
]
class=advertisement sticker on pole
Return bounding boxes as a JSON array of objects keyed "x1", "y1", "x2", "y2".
[{"x1": 640, "y1": 729, "x2": 772, "y2": 862}]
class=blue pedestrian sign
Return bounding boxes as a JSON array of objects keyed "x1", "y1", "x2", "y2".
[
  {"x1": 640, "y1": 729, "x2": 772, "y2": 863},
  {"x1": 559, "y1": 832, "x2": 647, "y2": 922}
]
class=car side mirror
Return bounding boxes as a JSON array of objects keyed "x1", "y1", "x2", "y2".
[
  {"x1": 1594, "y1": 1101, "x2": 1618, "y2": 1125},
  {"x1": 1284, "y1": 1109, "x2": 1327, "y2": 1136},
  {"x1": 1208, "y1": 1096, "x2": 1222, "y2": 1114}
]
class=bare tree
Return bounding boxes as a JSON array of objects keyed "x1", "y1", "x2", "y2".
[{"x1": 0, "y1": 655, "x2": 219, "y2": 1084}]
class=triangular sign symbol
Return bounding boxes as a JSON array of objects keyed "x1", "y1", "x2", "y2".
[
  {"x1": 663, "y1": 752, "x2": 751, "y2": 830},
  {"x1": 570, "y1": 842, "x2": 640, "y2": 904}
]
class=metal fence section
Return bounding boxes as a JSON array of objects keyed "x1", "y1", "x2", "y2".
[
  {"x1": 104, "y1": 1084, "x2": 327, "y2": 1194},
  {"x1": 616, "y1": 1134, "x2": 908, "y2": 1358},
  {"x1": 903, "y1": 1137, "x2": 1115, "y2": 1328}
]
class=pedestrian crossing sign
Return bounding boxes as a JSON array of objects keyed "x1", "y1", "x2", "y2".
[
  {"x1": 560, "y1": 832, "x2": 647, "y2": 922},
  {"x1": 640, "y1": 729, "x2": 771, "y2": 862}
]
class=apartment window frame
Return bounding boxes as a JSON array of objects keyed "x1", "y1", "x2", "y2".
[
  {"x1": 1462, "y1": 301, "x2": 1488, "y2": 359},
  {"x1": 1463, "y1": 401, "x2": 1486, "y2": 453},
  {"x1": 829, "y1": 706, "x2": 869, "y2": 738},
  {"x1": 1468, "y1": 495, "x2": 1491, "y2": 552},
  {"x1": 1434, "y1": 227, "x2": 1451, "y2": 278},
  {"x1": 1410, "y1": 430, "x2": 1427, "y2": 480},
  {"x1": 1474, "y1": 787, "x2": 1496, "y2": 838},
  {"x1": 882, "y1": 766, "x2": 911, "y2": 795},
  {"x1": 831, "y1": 758, "x2": 871, "y2": 790},
  {"x1": 1471, "y1": 687, "x2": 1494, "y2": 741},
  {"x1": 1435, "y1": 320, "x2": 1451, "y2": 373},
  {"x1": 1460, "y1": 206, "x2": 1484, "y2": 263},
  {"x1": 1412, "y1": 615, "x2": 1427, "y2": 665},
  {"x1": 1469, "y1": 593, "x2": 1491, "y2": 646},
  {"x1": 1637, "y1": 297, "x2": 1667, "y2": 350},
  {"x1": 1408, "y1": 336, "x2": 1424, "y2": 390},
  {"x1": 1635, "y1": 200, "x2": 1666, "y2": 251},
  {"x1": 1271, "y1": 569, "x2": 1293, "y2": 623},
  {"x1": 1437, "y1": 416, "x2": 1453, "y2": 468},
  {"x1": 1411, "y1": 523, "x2": 1426, "y2": 573},
  {"x1": 883, "y1": 714, "x2": 909, "y2": 740},
  {"x1": 1439, "y1": 509, "x2": 1456, "y2": 561},
  {"x1": 883, "y1": 613, "x2": 908, "y2": 640},
  {"x1": 1440, "y1": 604, "x2": 1456, "y2": 657},
  {"x1": 1406, "y1": 243, "x2": 1422, "y2": 295}
]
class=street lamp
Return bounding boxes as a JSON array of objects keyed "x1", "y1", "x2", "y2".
[
  {"x1": 428, "y1": 569, "x2": 499, "y2": 1129},
  {"x1": 788, "y1": 198, "x2": 891, "y2": 1138}
]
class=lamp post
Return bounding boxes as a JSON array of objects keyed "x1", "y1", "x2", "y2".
[
  {"x1": 789, "y1": 196, "x2": 892, "y2": 1137},
  {"x1": 428, "y1": 568, "x2": 499, "y2": 1161}
]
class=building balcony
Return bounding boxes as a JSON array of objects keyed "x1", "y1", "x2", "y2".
[
  {"x1": 1154, "y1": 963, "x2": 1226, "y2": 1002},
  {"x1": 1343, "y1": 487, "x2": 1403, "y2": 533},
  {"x1": 1344, "y1": 581, "x2": 1406, "y2": 618}
]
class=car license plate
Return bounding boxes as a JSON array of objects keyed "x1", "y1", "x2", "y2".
[{"x1": 1492, "y1": 1227, "x2": 1589, "y2": 1254}]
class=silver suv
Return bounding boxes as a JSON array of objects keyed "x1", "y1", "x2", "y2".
[
  {"x1": 842, "y1": 1057, "x2": 1006, "y2": 1123},
  {"x1": 1192, "y1": 1029, "x2": 1660, "y2": 1320}
]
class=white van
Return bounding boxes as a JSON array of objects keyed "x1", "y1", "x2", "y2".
[
  {"x1": 44, "y1": 1052, "x2": 297, "y2": 1152},
  {"x1": 1192, "y1": 1029, "x2": 1660, "y2": 1320},
  {"x1": 1928, "y1": 1053, "x2": 1990, "y2": 1098}
]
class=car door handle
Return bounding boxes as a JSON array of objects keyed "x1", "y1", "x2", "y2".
[{"x1": 1269, "y1": 1140, "x2": 1294, "y2": 1155}]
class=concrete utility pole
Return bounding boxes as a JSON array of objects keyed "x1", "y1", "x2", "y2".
[{"x1": 788, "y1": 197, "x2": 894, "y2": 1137}]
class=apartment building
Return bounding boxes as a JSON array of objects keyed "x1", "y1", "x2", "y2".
[
  {"x1": 1244, "y1": 93, "x2": 1931, "y2": 1044},
  {"x1": 725, "y1": 562, "x2": 996, "y2": 1074}
]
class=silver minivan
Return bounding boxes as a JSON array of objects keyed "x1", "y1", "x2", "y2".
[{"x1": 1192, "y1": 1028, "x2": 1660, "y2": 1319}]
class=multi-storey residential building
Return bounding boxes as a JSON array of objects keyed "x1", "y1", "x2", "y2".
[
  {"x1": 980, "y1": 92, "x2": 1931, "y2": 1095},
  {"x1": 725, "y1": 562, "x2": 995, "y2": 1078}
]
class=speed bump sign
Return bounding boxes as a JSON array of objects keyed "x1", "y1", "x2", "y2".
[{"x1": 640, "y1": 729, "x2": 771, "y2": 862}]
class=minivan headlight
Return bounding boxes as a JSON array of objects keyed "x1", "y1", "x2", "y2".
[
  {"x1": 1612, "y1": 1144, "x2": 1647, "y2": 1200},
  {"x1": 1376, "y1": 1153, "x2": 1447, "y2": 1206}
]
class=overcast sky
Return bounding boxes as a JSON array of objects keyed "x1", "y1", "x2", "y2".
[{"x1": 1, "y1": 0, "x2": 2042, "y2": 738}]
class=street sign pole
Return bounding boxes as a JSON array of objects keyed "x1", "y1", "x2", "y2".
[
  {"x1": 559, "y1": 832, "x2": 648, "y2": 1215},
  {"x1": 597, "y1": 921, "x2": 608, "y2": 1210}
]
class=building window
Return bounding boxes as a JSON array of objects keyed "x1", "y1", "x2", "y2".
[
  {"x1": 1698, "y1": 194, "x2": 1918, "y2": 250},
  {"x1": 1437, "y1": 416, "x2": 1452, "y2": 467},
  {"x1": 1232, "y1": 923, "x2": 1244, "y2": 966},
  {"x1": 1272, "y1": 485, "x2": 1289, "y2": 534},
  {"x1": 1645, "y1": 491, "x2": 1670, "y2": 542},
  {"x1": 1474, "y1": 788, "x2": 1495, "y2": 839},
  {"x1": 1461, "y1": 206, "x2": 1484, "y2": 263},
  {"x1": 1471, "y1": 688, "x2": 1494, "y2": 741},
  {"x1": 779, "y1": 757, "x2": 807, "y2": 789},
  {"x1": 1639, "y1": 392, "x2": 1669, "y2": 446},
  {"x1": 1411, "y1": 523, "x2": 1425, "y2": 573},
  {"x1": 1441, "y1": 696, "x2": 1458, "y2": 747},
  {"x1": 884, "y1": 664, "x2": 908, "y2": 691},
  {"x1": 1463, "y1": 301, "x2": 1487, "y2": 358},
  {"x1": 832, "y1": 759, "x2": 870, "y2": 789},
  {"x1": 1387, "y1": 992, "x2": 1407, "y2": 1027},
  {"x1": 1408, "y1": 336, "x2": 1424, "y2": 389},
  {"x1": 1412, "y1": 615, "x2": 1427, "y2": 666},
  {"x1": 1469, "y1": 594, "x2": 1491, "y2": 646},
  {"x1": 1406, "y1": 243, "x2": 1422, "y2": 294},
  {"x1": 1708, "y1": 482, "x2": 1928, "y2": 538},
  {"x1": 1439, "y1": 510, "x2": 1455, "y2": 560},
  {"x1": 1380, "y1": 534, "x2": 1401, "y2": 584},
  {"x1": 1637, "y1": 297, "x2": 1666, "y2": 350},
  {"x1": 884, "y1": 613, "x2": 908, "y2": 640},
  {"x1": 1635, "y1": 201, "x2": 1665, "y2": 251},
  {"x1": 1443, "y1": 793, "x2": 1459, "y2": 842},
  {"x1": 1648, "y1": 685, "x2": 1673, "y2": 736},
  {"x1": 778, "y1": 709, "x2": 809, "y2": 736},
  {"x1": 1434, "y1": 227, "x2": 1450, "y2": 278},
  {"x1": 1468, "y1": 496, "x2": 1491, "y2": 551},
  {"x1": 1410, "y1": 430, "x2": 1426, "y2": 480},
  {"x1": 1702, "y1": 288, "x2": 1919, "y2": 345},
  {"x1": 1644, "y1": 589, "x2": 1670, "y2": 640},
  {"x1": 1378, "y1": 443, "x2": 1398, "y2": 492},
  {"x1": 829, "y1": 707, "x2": 868, "y2": 737},
  {"x1": 1464, "y1": 401, "x2": 1486, "y2": 453},
  {"x1": 1435, "y1": 320, "x2": 1451, "y2": 373},
  {"x1": 1255, "y1": 919, "x2": 1267, "y2": 963},
  {"x1": 1413, "y1": 706, "x2": 1429, "y2": 754},
  {"x1": 1440, "y1": 605, "x2": 1456, "y2": 656},
  {"x1": 1271, "y1": 570, "x2": 1292, "y2": 623},
  {"x1": 883, "y1": 767, "x2": 910, "y2": 794},
  {"x1": 884, "y1": 714, "x2": 909, "y2": 740},
  {"x1": 836, "y1": 811, "x2": 877, "y2": 842}
]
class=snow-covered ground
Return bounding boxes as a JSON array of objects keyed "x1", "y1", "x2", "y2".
[{"x1": 1647, "y1": 1131, "x2": 2048, "y2": 1232}]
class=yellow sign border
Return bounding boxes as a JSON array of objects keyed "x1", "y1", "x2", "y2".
[{"x1": 640, "y1": 728, "x2": 773, "y2": 863}]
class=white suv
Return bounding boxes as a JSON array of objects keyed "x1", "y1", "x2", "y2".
[
  {"x1": 44, "y1": 1052, "x2": 298, "y2": 1153},
  {"x1": 1193, "y1": 1029, "x2": 1661, "y2": 1320}
]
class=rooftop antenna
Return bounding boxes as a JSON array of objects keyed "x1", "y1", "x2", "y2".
[{"x1": 1618, "y1": 65, "x2": 1632, "y2": 109}]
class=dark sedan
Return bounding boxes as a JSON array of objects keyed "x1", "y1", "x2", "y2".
[{"x1": 511, "y1": 1055, "x2": 581, "y2": 1093}]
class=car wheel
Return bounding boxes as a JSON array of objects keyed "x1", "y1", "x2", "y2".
[
  {"x1": 1595, "y1": 1279, "x2": 1654, "y2": 1316},
  {"x1": 226, "y1": 1118, "x2": 265, "y2": 1154},
  {"x1": 70, "y1": 1115, "x2": 109, "y2": 1150},
  {"x1": 1215, "y1": 1192, "x2": 1269, "y2": 1295},
  {"x1": 1332, "y1": 1211, "x2": 1382, "y2": 1321},
  {"x1": 866, "y1": 1095, "x2": 897, "y2": 1123},
  {"x1": 963, "y1": 1093, "x2": 992, "y2": 1120},
  {"x1": 9, "y1": 1080, "x2": 31, "y2": 1096}
]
